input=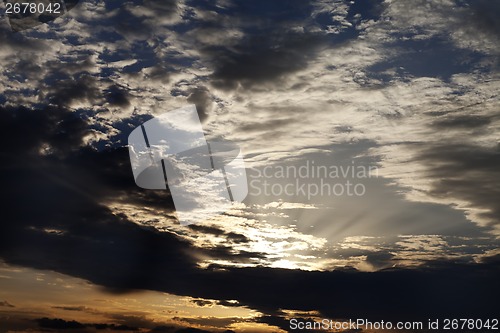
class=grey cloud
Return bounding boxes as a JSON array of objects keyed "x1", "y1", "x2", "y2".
[
  {"x1": 52, "y1": 305, "x2": 89, "y2": 312},
  {"x1": 46, "y1": 74, "x2": 101, "y2": 107},
  {"x1": 188, "y1": 224, "x2": 250, "y2": 243},
  {"x1": 11, "y1": 307, "x2": 241, "y2": 333},
  {"x1": 215, "y1": 300, "x2": 240, "y2": 307},
  {"x1": 190, "y1": 299, "x2": 213, "y2": 307},
  {"x1": 255, "y1": 314, "x2": 293, "y2": 333},
  {"x1": 208, "y1": 32, "x2": 327, "y2": 90},
  {"x1": 416, "y1": 143, "x2": 500, "y2": 230},
  {"x1": 0, "y1": 105, "x2": 88, "y2": 155},
  {"x1": 431, "y1": 114, "x2": 492, "y2": 129},
  {"x1": 187, "y1": 225, "x2": 249, "y2": 244},
  {"x1": 188, "y1": 224, "x2": 225, "y2": 236},
  {"x1": 238, "y1": 118, "x2": 295, "y2": 133},
  {"x1": 10, "y1": 58, "x2": 44, "y2": 82},
  {"x1": 186, "y1": 87, "x2": 214, "y2": 122},
  {"x1": 202, "y1": 246, "x2": 265, "y2": 264},
  {"x1": 0, "y1": 24, "x2": 48, "y2": 51},
  {"x1": 183, "y1": 1, "x2": 357, "y2": 90},
  {"x1": 0, "y1": 300, "x2": 15, "y2": 308},
  {"x1": 173, "y1": 328, "x2": 216, "y2": 333},
  {"x1": 173, "y1": 316, "x2": 241, "y2": 328},
  {"x1": 225, "y1": 232, "x2": 249, "y2": 244},
  {"x1": 482, "y1": 254, "x2": 500, "y2": 265},
  {"x1": 8, "y1": 315, "x2": 222, "y2": 333},
  {"x1": 36, "y1": 317, "x2": 86, "y2": 330},
  {"x1": 103, "y1": 0, "x2": 179, "y2": 39},
  {"x1": 141, "y1": 64, "x2": 173, "y2": 83},
  {"x1": 35, "y1": 316, "x2": 174, "y2": 331},
  {"x1": 364, "y1": 251, "x2": 395, "y2": 270},
  {"x1": 149, "y1": 327, "x2": 227, "y2": 333},
  {"x1": 458, "y1": 0, "x2": 500, "y2": 50},
  {"x1": 104, "y1": 84, "x2": 131, "y2": 107}
]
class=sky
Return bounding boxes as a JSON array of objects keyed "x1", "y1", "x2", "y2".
[{"x1": 0, "y1": 0, "x2": 499, "y2": 332}]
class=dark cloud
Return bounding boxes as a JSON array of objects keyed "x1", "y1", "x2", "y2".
[
  {"x1": 201, "y1": 246, "x2": 265, "y2": 264},
  {"x1": 43, "y1": 308, "x2": 230, "y2": 332},
  {"x1": 225, "y1": 232, "x2": 249, "y2": 244},
  {"x1": 185, "y1": 0, "x2": 314, "y2": 32},
  {"x1": 187, "y1": 225, "x2": 249, "y2": 244},
  {"x1": 53, "y1": 306, "x2": 88, "y2": 312},
  {"x1": 431, "y1": 114, "x2": 492, "y2": 129},
  {"x1": 238, "y1": 118, "x2": 295, "y2": 133},
  {"x1": 0, "y1": 105, "x2": 87, "y2": 155},
  {"x1": 0, "y1": 300, "x2": 15, "y2": 308},
  {"x1": 0, "y1": 104, "x2": 192, "y2": 291},
  {"x1": 50, "y1": 306, "x2": 160, "y2": 330},
  {"x1": 256, "y1": 315, "x2": 287, "y2": 330},
  {"x1": 186, "y1": 87, "x2": 213, "y2": 122},
  {"x1": 364, "y1": 251, "x2": 394, "y2": 270},
  {"x1": 190, "y1": 299, "x2": 213, "y2": 307},
  {"x1": 174, "y1": 328, "x2": 213, "y2": 333},
  {"x1": 142, "y1": 64, "x2": 173, "y2": 83},
  {"x1": 205, "y1": 261, "x2": 499, "y2": 322},
  {"x1": 105, "y1": 313, "x2": 161, "y2": 330},
  {"x1": 346, "y1": 0, "x2": 385, "y2": 23},
  {"x1": 415, "y1": 143, "x2": 500, "y2": 230},
  {"x1": 7, "y1": 315, "x2": 224, "y2": 333},
  {"x1": 208, "y1": 32, "x2": 326, "y2": 90},
  {"x1": 10, "y1": 57, "x2": 45, "y2": 82},
  {"x1": 0, "y1": 103, "x2": 170, "y2": 210},
  {"x1": 47, "y1": 73, "x2": 101, "y2": 107},
  {"x1": 0, "y1": 21, "x2": 48, "y2": 51},
  {"x1": 36, "y1": 317, "x2": 85, "y2": 329},
  {"x1": 481, "y1": 254, "x2": 500, "y2": 265},
  {"x1": 35, "y1": 317, "x2": 142, "y2": 331},
  {"x1": 103, "y1": 0, "x2": 178, "y2": 39},
  {"x1": 0, "y1": 102, "x2": 263, "y2": 294},
  {"x1": 183, "y1": 0, "x2": 365, "y2": 90},
  {"x1": 148, "y1": 326, "x2": 176, "y2": 332},
  {"x1": 148, "y1": 327, "x2": 222, "y2": 333},
  {"x1": 257, "y1": 315, "x2": 314, "y2": 333},
  {"x1": 104, "y1": 85, "x2": 131, "y2": 107},
  {"x1": 64, "y1": 0, "x2": 80, "y2": 11},
  {"x1": 0, "y1": 315, "x2": 38, "y2": 331},
  {"x1": 188, "y1": 224, "x2": 225, "y2": 236},
  {"x1": 215, "y1": 300, "x2": 240, "y2": 307},
  {"x1": 173, "y1": 316, "x2": 241, "y2": 329},
  {"x1": 458, "y1": 0, "x2": 500, "y2": 47}
]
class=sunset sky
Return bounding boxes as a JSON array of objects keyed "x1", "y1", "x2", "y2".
[{"x1": 0, "y1": 0, "x2": 499, "y2": 332}]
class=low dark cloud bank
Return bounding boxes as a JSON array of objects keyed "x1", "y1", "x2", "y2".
[{"x1": 34, "y1": 317, "x2": 217, "y2": 332}]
